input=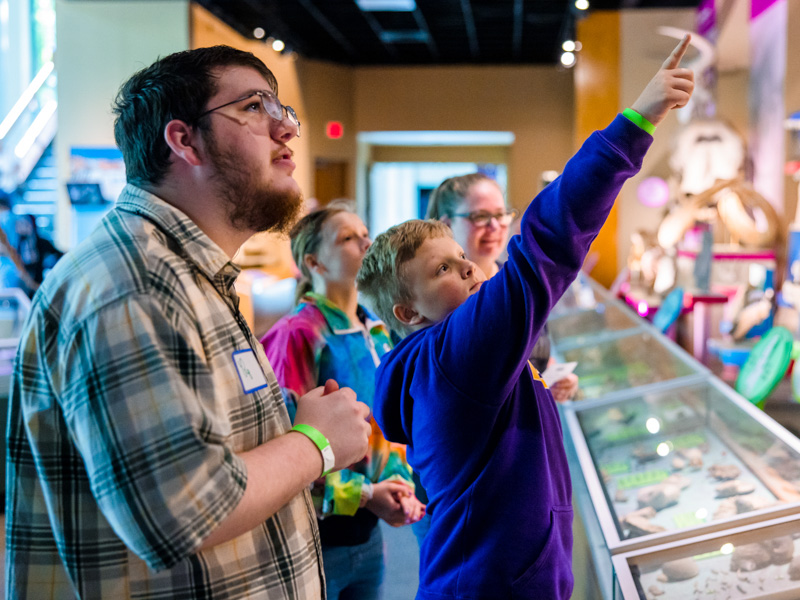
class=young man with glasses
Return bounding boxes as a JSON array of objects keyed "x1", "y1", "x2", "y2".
[{"x1": 7, "y1": 45, "x2": 371, "y2": 599}]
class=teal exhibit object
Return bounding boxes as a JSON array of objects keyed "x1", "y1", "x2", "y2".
[
  {"x1": 736, "y1": 326, "x2": 794, "y2": 409},
  {"x1": 652, "y1": 287, "x2": 684, "y2": 334}
]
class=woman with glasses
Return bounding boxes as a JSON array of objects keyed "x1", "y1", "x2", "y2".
[{"x1": 261, "y1": 203, "x2": 425, "y2": 600}]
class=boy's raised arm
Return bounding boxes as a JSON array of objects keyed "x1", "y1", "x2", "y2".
[{"x1": 433, "y1": 36, "x2": 694, "y2": 402}]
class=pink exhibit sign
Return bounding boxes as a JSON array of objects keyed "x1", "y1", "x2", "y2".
[
  {"x1": 697, "y1": 0, "x2": 715, "y2": 38},
  {"x1": 751, "y1": 0, "x2": 781, "y2": 20}
]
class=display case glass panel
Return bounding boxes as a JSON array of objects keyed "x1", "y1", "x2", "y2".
[
  {"x1": 549, "y1": 301, "x2": 641, "y2": 346},
  {"x1": 613, "y1": 515, "x2": 800, "y2": 600},
  {"x1": 574, "y1": 381, "x2": 800, "y2": 548},
  {"x1": 550, "y1": 274, "x2": 605, "y2": 318},
  {"x1": 560, "y1": 331, "x2": 699, "y2": 401}
]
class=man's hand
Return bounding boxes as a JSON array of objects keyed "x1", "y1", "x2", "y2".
[
  {"x1": 631, "y1": 34, "x2": 694, "y2": 127},
  {"x1": 365, "y1": 481, "x2": 416, "y2": 527},
  {"x1": 293, "y1": 379, "x2": 371, "y2": 472}
]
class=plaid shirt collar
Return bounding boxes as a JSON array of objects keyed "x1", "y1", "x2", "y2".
[{"x1": 117, "y1": 184, "x2": 241, "y2": 291}]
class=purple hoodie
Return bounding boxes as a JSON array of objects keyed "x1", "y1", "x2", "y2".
[{"x1": 373, "y1": 115, "x2": 652, "y2": 599}]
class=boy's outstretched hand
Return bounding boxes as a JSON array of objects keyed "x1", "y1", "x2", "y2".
[{"x1": 630, "y1": 34, "x2": 694, "y2": 128}]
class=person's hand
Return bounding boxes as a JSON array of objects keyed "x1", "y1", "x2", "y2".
[
  {"x1": 630, "y1": 34, "x2": 694, "y2": 127},
  {"x1": 365, "y1": 481, "x2": 415, "y2": 527},
  {"x1": 550, "y1": 373, "x2": 578, "y2": 403},
  {"x1": 294, "y1": 379, "x2": 371, "y2": 471},
  {"x1": 398, "y1": 493, "x2": 426, "y2": 525}
]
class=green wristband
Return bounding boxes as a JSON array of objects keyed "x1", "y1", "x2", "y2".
[
  {"x1": 623, "y1": 108, "x2": 656, "y2": 135},
  {"x1": 291, "y1": 423, "x2": 335, "y2": 477}
]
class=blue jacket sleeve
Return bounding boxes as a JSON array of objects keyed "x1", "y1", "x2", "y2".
[{"x1": 432, "y1": 115, "x2": 652, "y2": 404}]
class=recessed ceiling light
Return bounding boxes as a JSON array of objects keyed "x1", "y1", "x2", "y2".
[
  {"x1": 575, "y1": 0, "x2": 590, "y2": 10},
  {"x1": 253, "y1": 27, "x2": 265, "y2": 39},
  {"x1": 272, "y1": 39, "x2": 285, "y2": 52},
  {"x1": 355, "y1": 0, "x2": 416, "y2": 12}
]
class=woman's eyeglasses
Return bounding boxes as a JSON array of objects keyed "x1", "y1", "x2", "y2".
[{"x1": 453, "y1": 209, "x2": 518, "y2": 227}]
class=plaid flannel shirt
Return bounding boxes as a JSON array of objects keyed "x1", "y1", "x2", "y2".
[{"x1": 6, "y1": 184, "x2": 324, "y2": 599}]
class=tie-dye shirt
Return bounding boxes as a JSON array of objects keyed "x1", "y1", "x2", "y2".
[{"x1": 261, "y1": 292, "x2": 414, "y2": 519}]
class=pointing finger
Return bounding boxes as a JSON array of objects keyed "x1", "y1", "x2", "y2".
[{"x1": 662, "y1": 34, "x2": 691, "y2": 70}]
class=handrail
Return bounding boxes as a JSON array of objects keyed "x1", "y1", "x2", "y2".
[
  {"x1": 14, "y1": 99, "x2": 57, "y2": 158},
  {"x1": 0, "y1": 61, "x2": 55, "y2": 141}
]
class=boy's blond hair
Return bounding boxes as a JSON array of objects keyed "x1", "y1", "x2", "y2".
[{"x1": 357, "y1": 219, "x2": 452, "y2": 337}]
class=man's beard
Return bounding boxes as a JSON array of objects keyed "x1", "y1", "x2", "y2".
[{"x1": 206, "y1": 134, "x2": 303, "y2": 235}]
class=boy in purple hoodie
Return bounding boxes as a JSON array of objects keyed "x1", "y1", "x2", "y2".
[{"x1": 356, "y1": 38, "x2": 694, "y2": 600}]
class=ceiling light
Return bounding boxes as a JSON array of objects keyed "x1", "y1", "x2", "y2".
[
  {"x1": 355, "y1": 0, "x2": 416, "y2": 11},
  {"x1": 272, "y1": 39, "x2": 285, "y2": 52},
  {"x1": 575, "y1": 0, "x2": 590, "y2": 10},
  {"x1": 253, "y1": 27, "x2": 265, "y2": 39},
  {"x1": 562, "y1": 40, "x2": 576, "y2": 52},
  {"x1": 560, "y1": 51, "x2": 576, "y2": 67}
]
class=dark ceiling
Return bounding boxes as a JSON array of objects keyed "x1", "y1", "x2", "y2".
[{"x1": 195, "y1": 0, "x2": 702, "y2": 66}]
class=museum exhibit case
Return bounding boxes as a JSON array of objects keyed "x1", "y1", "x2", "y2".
[
  {"x1": 549, "y1": 277, "x2": 704, "y2": 402},
  {"x1": 549, "y1": 278, "x2": 800, "y2": 599},
  {"x1": 612, "y1": 513, "x2": 800, "y2": 600}
]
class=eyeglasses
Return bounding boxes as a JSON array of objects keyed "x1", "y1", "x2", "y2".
[
  {"x1": 193, "y1": 90, "x2": 301, "y2": 137},
  {"x1": 453, "y1": 209, "x2": 518, "y2": 227}
]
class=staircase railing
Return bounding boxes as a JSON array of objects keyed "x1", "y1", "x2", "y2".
[{"x1": 0, "y1": 61, "x2": 58, "y2": 193}]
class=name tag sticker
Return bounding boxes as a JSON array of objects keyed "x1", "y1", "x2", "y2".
[{"x1": 233, "y1": 349, "x2": 269, "y2": 393}]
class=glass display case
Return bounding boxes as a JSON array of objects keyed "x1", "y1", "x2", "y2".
[
  {"x1": 548, "y1": 300, "x2": 641, "y2": 348},
  {"x1": 564, "y1": 378, "x2": 800, "y2": 555},
  {"x1": 549, "y1": 277, "x2": 800, "y2": 599},
  {"x1": 557, "y1": 331, "x2": 702, "y2": 402},
  {"x1": 612, "y1": 513, "x2": 800, "y2": 600}
]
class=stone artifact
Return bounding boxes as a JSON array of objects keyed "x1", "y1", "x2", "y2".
[
  {"x1": 661, "y1": 558, "x2": 699, "y2": 581},
  {"x1": 730, "y1": 543, "x2": 771, "y2": 572},
  {"x1": 624, "y1": 514, "x2": 667, "y2": 537},
  {"x1": 614, "y1": 489, "x2": 628, "y2": 503},
  {"x1": 708, "y1": 464, "x2": 741, "y2": 481},
  {"x1": 788, "y1": 556, "x2": 800, "y2": 580},
  {"x1": 680, "y1": 447, "x2": 703, "y2": 469},
  {"x1": 735, "y1": 495, "x2": 773, "y2": 513},
  {"x1": 638, "y1": 483, "x2": 682, "y2": 511},
  {"x1": 764, "y1": 536, "x2": 794, "y2": 565},
  {"x1": 633, "y1": 445, "x2": 660, "y2": 463},
  {"x1": 671, "y1": 457, "x2": 686, "y2": 471},
  {"x1": 647, "y1": 584, "x2": 665, "y2": 596},
  {"x1": 715, "y1": 480, "x2": 755, "y2": 498}
]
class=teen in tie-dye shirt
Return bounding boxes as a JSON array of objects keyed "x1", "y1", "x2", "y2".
[{"x1": 262, "y1": 205, "x2": 424, "y2": 600}]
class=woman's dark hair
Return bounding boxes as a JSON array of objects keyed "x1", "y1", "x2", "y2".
[{"x1": 112, "y1": 45, "x2": 277, "y2": 187}]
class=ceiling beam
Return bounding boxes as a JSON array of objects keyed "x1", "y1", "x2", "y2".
[
  {"x1": 512, "y1": 0, "x2": 523, "y2": 59},
  {"x1": 413, "y1": 7, "x2": 440, "y2": 59},
  {"x1": 360, "y1": 10, "x2": 400, "y2": 59},
  {"x1": 460, "y1": 0, "x2": 479, "y2": 58}
]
